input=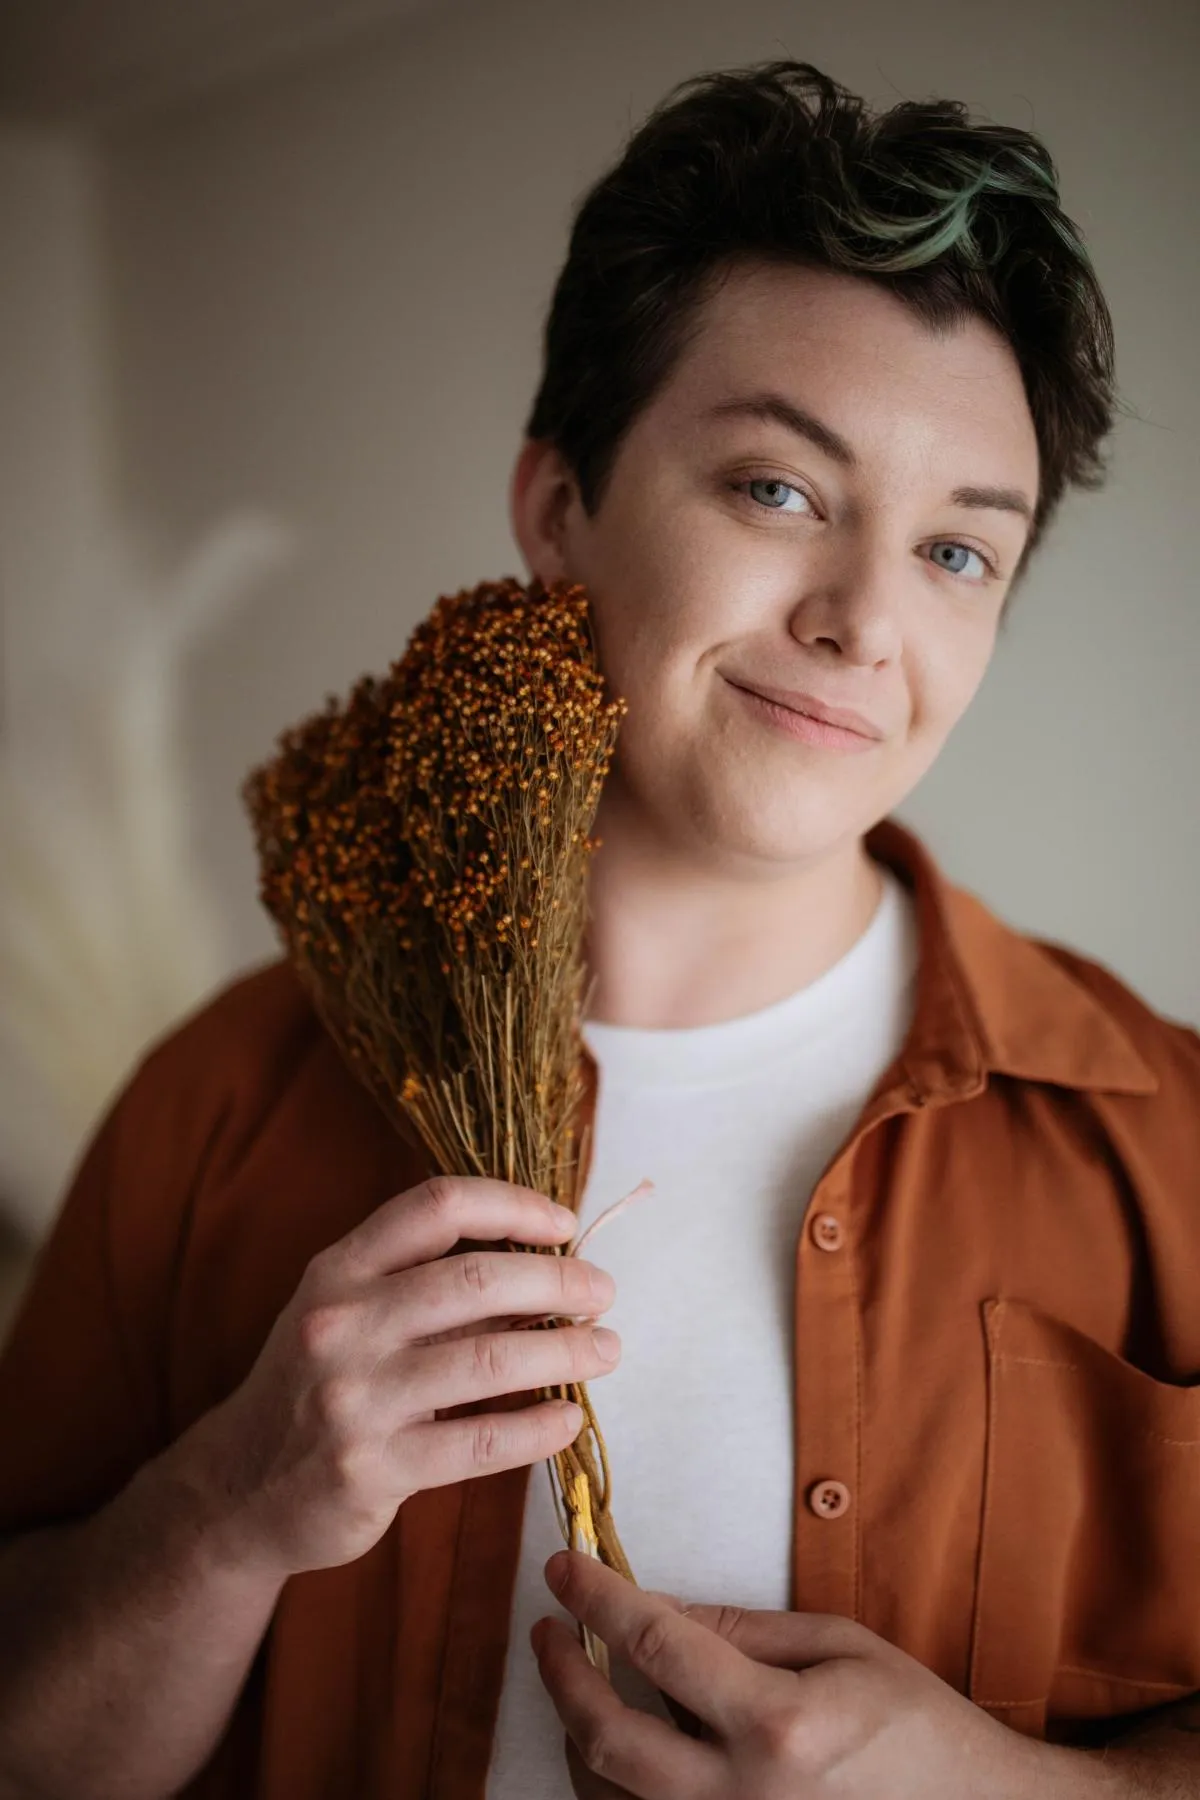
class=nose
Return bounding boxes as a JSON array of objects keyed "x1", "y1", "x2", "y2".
[{"x1": 786, "y1": 535, "x2": 904, "y2": 669}]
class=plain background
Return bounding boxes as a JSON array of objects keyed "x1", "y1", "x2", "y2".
[{"x1": 0, "y1": 0, "x2": 1196, "y2": 1309}]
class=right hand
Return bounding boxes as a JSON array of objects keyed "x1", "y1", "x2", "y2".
[{"x1": 187, "y1": 1176, "x2": 620, "y2": 1579}]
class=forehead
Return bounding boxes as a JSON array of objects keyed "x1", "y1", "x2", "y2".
[{"x1": 648, "y1": 258, "x2": 1039, "y2": 485}]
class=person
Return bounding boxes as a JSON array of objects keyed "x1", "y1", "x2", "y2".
[{"x1": 0, "y1": 56, "x2": 1198, "y2": 1800}]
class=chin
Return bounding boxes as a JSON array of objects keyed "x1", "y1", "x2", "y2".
[
  {"x1": 690, "y1": 802, "x2": 864, "y2": 873},
  {"x1": 714, "y1": 770, "x2": 877, "y2": 857}
]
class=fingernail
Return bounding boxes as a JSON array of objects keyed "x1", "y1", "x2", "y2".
[
  {"x1": 592, "y1": 1327, "x2": 620, "y2": 1361},
  {"x1": 550, "y1": 1203, "x2": 576, "y2": 1224}
]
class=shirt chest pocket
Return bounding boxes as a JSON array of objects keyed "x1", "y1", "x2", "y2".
[{"x1": 968, "y1": 1297, "x2": 1200, "y2": 1741}]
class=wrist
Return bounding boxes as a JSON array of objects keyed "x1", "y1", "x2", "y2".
[{"x1": 144, "y1": 1403, "x2": 290, "y2": 1594}]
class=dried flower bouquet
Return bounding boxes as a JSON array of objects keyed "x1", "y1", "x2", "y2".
[{"x1": 243, "y1": 575, "x2": 647, "y2": 1675}]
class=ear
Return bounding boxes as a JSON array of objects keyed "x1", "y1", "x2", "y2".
[{"x1": 508, "y1": 437, "x2": 577, "y2": 587}]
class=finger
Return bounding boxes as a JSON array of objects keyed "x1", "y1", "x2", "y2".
[
  {"x1": 671, "y1": 1602, "x2": 873, "y2": 1670},
  {"x1": 414, "y1": 1309, "x2": 532, "y2": 1347},
  {"x1": 403, "y1": 1395, "x2": 585, "y2": 1487},
  {"x1": 330, "y1": 1175, "x2": 578, "y2": 1278},
  {"x1": 396, "y1": 1248, "x2": 614, "y2": 1342},
  {"x1": 534, "y1": 1616, "x2": 719, "y2": 1799},
  {"x1": 564, "y1": 1732, "x2": 634, "y2": 1799},
  {"x1": 399, "y1": 1321, "x2": 621, "y2": 1413},
  {"x1": 545, "y1": 1551, "x2": 778, "y2": 1741},
  {"x1": 577, "y1": 1584, "x2": 877, "y2": 1676}
]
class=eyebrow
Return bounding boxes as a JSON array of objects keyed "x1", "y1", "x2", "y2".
[{"x1": 704, "y1": 392, "x2": 1035, "y2": 526}]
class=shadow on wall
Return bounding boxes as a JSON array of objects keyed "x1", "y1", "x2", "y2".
[{"x1": 0, "y1": 510, "x2": 295, "y2": 1247}]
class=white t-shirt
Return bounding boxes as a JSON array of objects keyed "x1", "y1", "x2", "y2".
[{"x1": 486, "y1": 861, "x2": 920, "y2": 1796}]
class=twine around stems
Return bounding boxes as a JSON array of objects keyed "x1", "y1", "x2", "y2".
[{"x1": 524, "y1": 1176, "x2": 655, "y2": 1327}]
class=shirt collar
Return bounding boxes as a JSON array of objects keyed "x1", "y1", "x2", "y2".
[{"x1": 866, "y1": 816, "x2": 1159, "y2": 1102}]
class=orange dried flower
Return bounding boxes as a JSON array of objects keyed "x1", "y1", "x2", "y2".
[{"x1": 242, "y1": 576, "x2": 634, "y2": 1643}]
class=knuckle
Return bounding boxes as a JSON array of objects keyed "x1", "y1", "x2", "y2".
[
  {"x1": 471, "y1": 1331, "x2": 511, "y2": 1385},
  {"x1": 470, "y1": 1417, "x2": 502, "y2": 1467},
  {"x1": 298, "y1": 1303, "x2": 345, "y2": 1359},
  {"x1": 749, "y1": 1704, "x2": 812, "y2": 1765},
  {"x1": 627, "y1": 1612, "x2": 673, "y2": 1672},
  {"x1": 576, "y1": 1719, "x2": 620, "y2": 1777},
  {"x1": 460, "y1": 1252, "x2": 499, "y2": 1303},
  {"x1": 324, "y1": 1227, "x2": 363, "y2": 1275},
  {"x1": 311, "y1": 1373, "x2": 360, "y2": 1429},
  {"x1": 707, "y1": 1602, "x2": 750, "y2": 1643},
  {"x1": 422, "y1": 1174, "x2": 465, "y2": 1222},
  {"x1": 303, "y1": 1243, "x2": 335, "y2": 1282},
  {"x1": 328, "y1": 1439, "x2": 369, "y2": 1492},
  {"x1": 805, "y1": 1654, "x2": 868, "y2": 1710},
  {"x1": 302, "y1": 1243, "x2": 351, "y2": 1297}
]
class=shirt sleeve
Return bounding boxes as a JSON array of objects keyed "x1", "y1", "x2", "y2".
[{"x1": 0, "y1": 1043, "x2": 193, "y2": 1536}]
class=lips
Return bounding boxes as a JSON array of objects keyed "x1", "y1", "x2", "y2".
[{"x1": 724, "y1": 678, "x2": 884, "y2": 741}]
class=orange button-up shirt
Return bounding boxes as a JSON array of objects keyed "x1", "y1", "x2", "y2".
[{"x1": 2, "y1": 817, "x2": 1200, "y2": 1796}]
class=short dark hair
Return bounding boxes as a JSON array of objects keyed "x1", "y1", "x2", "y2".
[{"x1": 524, "y1": 59, "x2": 1120, "y2": 607}]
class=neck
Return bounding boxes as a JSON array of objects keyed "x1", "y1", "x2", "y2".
[{"x1": 581, "y1": 784, "x2": 885, "y2": 1030}]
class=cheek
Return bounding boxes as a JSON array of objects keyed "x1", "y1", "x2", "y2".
[
  {"x1": 907, "y1": 631, "x2": 995, "y2": 743},
  {"x1": 608, "y1": 676, "x2": 699, "y2": 793},
  {"x1": 583, "y1": 507, "x2": 750, "y2": 701},
  {"x1": 590, "y1": 596, "x2": 708, "y2": 727}
]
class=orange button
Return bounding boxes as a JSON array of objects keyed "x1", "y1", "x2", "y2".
[
  {"x1": 807, "y1": 1479, "x2": 851, "y2": 1520},
  {"x1": 810, "y1": 1212, "x2": 844, "y2": 1252}
]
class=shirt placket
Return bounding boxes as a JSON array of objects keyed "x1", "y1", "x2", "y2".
[{"x1": 791, "y1": 1080, "x2": 922, "y2": 1621}]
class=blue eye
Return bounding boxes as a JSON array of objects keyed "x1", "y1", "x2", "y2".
[
  {"x1": 742, "y1": 478, "x2": 811, "y2": 514},
  {"x1": 928, "y1": 542, "x2": 992, "y2": 581}
]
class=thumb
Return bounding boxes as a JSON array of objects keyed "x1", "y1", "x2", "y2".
[
  {"x1": 643, "y1": 1591, "x2": 781, "y2": 1657},
  {"x1": 648, "y1": 1595, "x2": 869, "y2": 1670}
]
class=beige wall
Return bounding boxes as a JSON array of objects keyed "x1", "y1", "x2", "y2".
[{"x1": 0, "y1": 130, "x2": 111, "y2": 744}]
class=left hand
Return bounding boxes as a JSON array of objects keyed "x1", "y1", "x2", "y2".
[{"x1": 532, "y1": 1549, "x2": 1086, "y2": 1799}]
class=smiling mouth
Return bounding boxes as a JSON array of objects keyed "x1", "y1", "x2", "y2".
[
  {"x1": 723, "y1": 679, "x2": 882, "y2": 753},
  {"x1": 723, "y1": 678, "x2": 883, "y2": 740}
]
